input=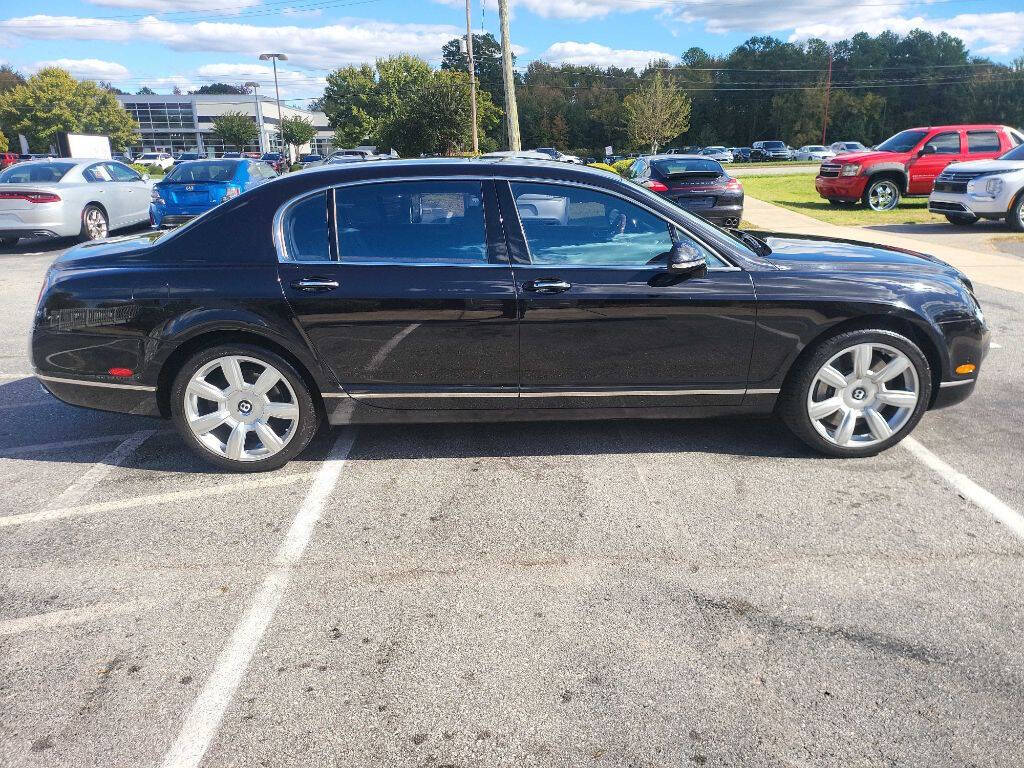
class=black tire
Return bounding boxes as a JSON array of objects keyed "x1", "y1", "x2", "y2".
[
  {"x1": 0, "y1": 237, "x2": 18, "y2": 247},
  {"x1": 170, "y1": 343, "x2": 320, "y2": 472},
  {"x1": 945, "y1": 214, "x2": 978, "y2": 226},
  {"x1": 79, "y1": 204, "x2": 108, "y2": 242},
  {"x1": 1008, "y1": 194, "x2": 1024, "y2": 233},
  {"x1": 778, "y1": 328, "x2": 932, "y2": 458},
  {"x1": 861, "y1": 177, "x2": 901, "y2": 212}
]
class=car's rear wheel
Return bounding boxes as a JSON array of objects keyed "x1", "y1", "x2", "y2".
[
  {"x1": 779, "y1": 329, "x2": 932, "y2": 457},
  {"x1": 945, "y1": 214, "x2": 978, "y2": 226},
  {"x1": 170, "y1": 344, "x2": 320, "y2": 471},
  {"x1": 1008, "y1": 194, "x2": 1024, "y2": 232},
  {"x1": 79, "y1": 204, "x2": 108, "y2": 242},
  {"x1": 862, "y1": 178, "x2": 901, "y2": 211}
]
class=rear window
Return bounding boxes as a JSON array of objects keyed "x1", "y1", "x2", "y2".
[
  {"x1": 0, "y1": 162, "x2": 77, "y2": 183},
  {"x1": 164, "y1": 161, "x2": 240, "y2": 183},
  {"x1": 967, "y1": 131, "x2": 1001, "y2": 153},
  {"x1": 762, "y1": 141, "x2": 785, "y2": 149},
  {"x1": 651, "y1": 158, "x2": 723, "y2": 176}
]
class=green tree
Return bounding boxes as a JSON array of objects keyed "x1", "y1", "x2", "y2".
[
  {"x1": 0, "y1": 132, "x2": 7, "y2": 152},
  {"x1": 0, "y1": 65, "x2": 26, "y2": 94},
  {"x1": 441, "y1": 32, "x2": 508, "y2": 108},
  {"x1": 191, "y1": 83, "x2": 248, "y2": 95},
  {"x1": 623, "y1": 72, "x2": 690, "y2": 153},
  {"x1": 0, "y1": 67, "x2": 138, "y2": 152},
  {"x1": 281, "y1": 115, "x2": 317, "y2": 157},
  {"x1": 136, "y1": 86, "x2": 156, "y2": 95},
  {"x1": 322, "y1": 64, "x2": 378, "y2": 147},
  {"x1": 211, "y1": 111, "x2": 258, "y2": 150}
]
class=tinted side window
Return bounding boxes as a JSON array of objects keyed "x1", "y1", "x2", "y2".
[
  {"x1": 335, "y1": 180, "x2": 487, "y2": 264},
  {"x1": 510, "y1": 182, "x2": 722, "y2": 267},
  {"x1": 83, "y1": 163, "x2": 113, "y2": 182},
  {"x1": 925, "y1": 132, "x2": 961, "y2": 154},
  {"x1": 282, "y1": 191, "x2": 332, "y2": 262},
  {"x1": 106, "y1": 162, "x2": 141, "y2": 181},
  {"x1": 967, "y1": 131, "x2": 1000, "y2": 153}
]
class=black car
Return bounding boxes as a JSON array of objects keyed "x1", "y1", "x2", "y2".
[
  {"x1": 629, "y1": 155, "x2": 744, "y2": 227},
  {"x1": 732, "y1": 147, "x2": 752, "y2": 162},
  {"x1": 31, "y1": 159, "x2": 988, "y2": 471},
  {"x1": 751, "y1": 141, "x2": 793, "y2": 161}
]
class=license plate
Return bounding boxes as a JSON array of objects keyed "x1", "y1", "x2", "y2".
[{"x1": 676, "y1": 196, "x2": 714, "y2": 209}]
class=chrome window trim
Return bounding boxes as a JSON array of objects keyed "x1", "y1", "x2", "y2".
[{"x1": 272, "y1": 173, "x2": 740, "y2": 270}]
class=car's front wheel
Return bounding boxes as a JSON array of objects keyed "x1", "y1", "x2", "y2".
[
  {"x1": 1008, "y1": 194, "x2": 1024, "y2": 233},
  {"x1": 862, "y1": 178, "x2": 901, "y2": 211},
  {"x1": 170, "y1": 344, "x2": 321, "y2": 471},
  {"x1": 779, "y1": 329, "x2": 932, "y2": 457}
]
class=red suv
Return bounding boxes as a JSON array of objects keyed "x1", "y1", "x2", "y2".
[{"x1": 815, "y1": 124, "x2": 1024, "y2": 211}]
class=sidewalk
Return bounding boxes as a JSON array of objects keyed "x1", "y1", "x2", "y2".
[{"x1": 743, "y1": 196, "x2": 1024, "y2": 295}]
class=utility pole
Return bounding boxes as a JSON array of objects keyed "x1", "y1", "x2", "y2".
[
  {"x1": 822, "y1": 52, "x2": 832, "y2": 146},
  {"x1": 497, "y1": 0, "x2": 520, "y2": 151},
  {"x1": 464, "y1": 0, "x2": 479, "y2": 154}
]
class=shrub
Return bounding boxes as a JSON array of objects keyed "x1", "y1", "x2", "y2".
[
  {"x1": 587, "y1": 162, "x2": 618, "y2": 174},
  {"x1": 611, "y1": 158, "x2": 636, "y2": 178},
  {"x1": 131, "y1": 163, "x2": 164, "y2": 177}
]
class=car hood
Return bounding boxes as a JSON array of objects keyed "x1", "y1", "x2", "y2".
[
  {"x1": 828, "y1": 150, "x2": 901, "y2": 164},
  {"x1": 942, "y1": 159, "x2": 1024, "y2": 175},
  {"x1": 755, "y1": 232, "x2": 960, "y2": 277},
  {"x1": 52, "y1": 231, "x2": 164, "y2": 270}
]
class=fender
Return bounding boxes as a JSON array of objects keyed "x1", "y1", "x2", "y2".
[
  {"x1": 863, "y1": 162, "x2": 909, "y2": 192},
  {"x1": 146, "y1": 306, "x2": 340, "y2": 391}
]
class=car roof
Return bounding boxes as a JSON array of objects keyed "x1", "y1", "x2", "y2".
[
  {"x1": 906, "y1": 124, "x2": 1005, "y2": 132},
  {"x1": 642, "y1": 154, "x2": 714, "y2": 161}
]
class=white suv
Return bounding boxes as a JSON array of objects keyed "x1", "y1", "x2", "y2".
[{"x1": 929, "y1": 141, "x2": 1024, "y2": 230}]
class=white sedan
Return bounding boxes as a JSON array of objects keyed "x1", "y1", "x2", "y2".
[
  {"x1": 795, "y1": 145, "x2": 836, "y2": 161},
  {"x1": 928, "y1": 142, "x2": 1024, "y2": 230},
  {"x1": 0, "y1": 159, "x2": 154, "y2": 246},
  {"x1": 136, "y1": 151, "x2": 174, "y2": 170}
]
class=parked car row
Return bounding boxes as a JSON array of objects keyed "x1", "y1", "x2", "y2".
[{"x1": 654, "y1": 141, "x2": 867, "y2": 163}]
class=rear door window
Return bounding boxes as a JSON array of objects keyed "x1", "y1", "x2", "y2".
[
  {"x1": 281, "y1": 191, "x2": 332, "y2": 262},
  {"x1": 334, "y1": 181, "x2": 487, "y2": 264},
  {"x1": 967, "y1": 131, "x2": 1001, "y2": 153}
]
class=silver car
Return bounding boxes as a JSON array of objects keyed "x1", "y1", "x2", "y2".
[
  {"x1": 700, "y1": 146, "x2": 734, "y2": 163},
  {"x1": 795, "y1": 145, "x2": 836, "y2": 161},
  {"x1": 0, "y1": 159, "x2": 153, "y2": 246}
]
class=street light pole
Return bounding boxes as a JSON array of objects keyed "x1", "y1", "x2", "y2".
[
  {"x1": 244, "y1": 81, "x2": 263, "y2": 154},
  {"x1": 464, "y1": 0, "x2": 479, "y2": 155},
  {"x1": 259, "y1": 53, "x2": 288, "y2": 153}
]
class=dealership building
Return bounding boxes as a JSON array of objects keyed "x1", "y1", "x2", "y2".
[{"x1": 115, "y1": 93, "x2": 334, "y2": 157}]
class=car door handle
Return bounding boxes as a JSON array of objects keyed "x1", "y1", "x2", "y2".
[
  {"x1": 290, "y1": 278, "x2": 339, "y2": 292},
  {"x1": 524, "y1": 278, "x2": 571, "y2": 294}
]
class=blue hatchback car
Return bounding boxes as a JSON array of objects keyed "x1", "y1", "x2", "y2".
[{"x1": 150, "y1": 158, "x2": 276, "y2": 227}]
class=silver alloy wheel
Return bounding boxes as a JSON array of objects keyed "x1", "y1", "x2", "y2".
[
  {"x1": 867, "y1": 180, "x2": 899, "y2": 211},
  {"x1": 806, "y1": 342, "x2": 919, "y2": 448},
  {"x1": 184, "y1": 355, "x2": 299, "y2": 462},
  {"x1": 85, "y1": 207, "x2": 108, "y2": 239}
]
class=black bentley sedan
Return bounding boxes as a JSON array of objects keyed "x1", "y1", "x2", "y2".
[
  {"x1": 32, "y1": 159, "x2": 988, "y2": 471},
  {"x1": 628, "y1": 155, "x2": 744, "y2": 227}
]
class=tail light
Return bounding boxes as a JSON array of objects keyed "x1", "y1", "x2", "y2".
[
  {"x1": 221, "y1": 184, "x2": 241, "y2": 202},
  {"x1": 642, "y1": 180, "x2": 669, "y2": 192},
  {"x1": 0, "y1": 191, "x2": 61, "y2": 203},
  {"x1": 724, "y1": 178, "x2": 742, "y2": 191}
]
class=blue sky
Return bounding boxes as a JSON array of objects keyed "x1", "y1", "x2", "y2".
[{"x1": 1, "y1": 0, "x2": 1022, "y2": 107}]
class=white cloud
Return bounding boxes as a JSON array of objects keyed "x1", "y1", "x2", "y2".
[
  {"x1": 84, "y1": 0, "x2": 259, "y2": 9},
  {"x1": 540, "y1": 41, "x2": 676, "y2": 69},
  {"x1": 791, "y1": 11, "x2": 1024, "y2": 58},
  {"x1": 0, "y1": 15, "x2": 461, "y2": 69},
  {"x1": 195, "y1": 62, "x2": 327, "y2": 97},
  {"x1": 33, "y1": 57, "x2": 130, "y2": 80},
  {"x1": 434, "y1": 0, "x2": 664, "y2": 21}
]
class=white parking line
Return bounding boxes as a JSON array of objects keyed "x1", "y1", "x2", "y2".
[
  {"x1": 0, "y1": 432, "x2": 159, "y2": 458},
  {"x1": 903, "y1": 436, "x2": 1024, "y2": 540},
  {"x1": 0, "y1": 373, "x2": 33, "y2": 380},
  {"x1": 0, "y1": 602, "x2": 135, "y2": 637},
  {"x1": 46, "y1": 430, "x2": 157, "y2": 510},
  {"x1": 990, "y1": 342, "x2": 1003, "y2": 349},
  {"x1": 0, "y1": 470, "x2": 316, "y2": 528},
  {"x1": 159, "y1": 429, "x2": 356, "y2": 768}
]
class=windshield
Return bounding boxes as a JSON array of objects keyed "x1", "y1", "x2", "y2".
[
  {"x1": 998, "y1": 144, "x2": 1024, "y2": 161},
  {"x1": 652, "y1": 158, "x2": 723, "y2": 176},
  {"x1": 763, "y1": 141, "x2": 785, "y2": 149},
  {"x1": 876, "y1": 130, "x2": 928, "y2": 153},
  {"x1": 0, "y1": 162, "x2": 77, "y2": 183},
  {"x1": 163, "y1": 160, "x2": 240, "y2": 183},
  {"x1": 261, "y1": 154, "x2": 281, "y2": 160}
]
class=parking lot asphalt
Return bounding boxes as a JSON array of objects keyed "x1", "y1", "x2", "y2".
[
  {"x1": 1, "y1": 237, "x2": 1023, "y2": 768},
  {"x1": 864, "y1": 221, "x2": 1024, "y2": 259}
]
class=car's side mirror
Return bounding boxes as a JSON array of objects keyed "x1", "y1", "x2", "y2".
[
  {"x1": 918, "y1": 145, "x2": 936, "y2": 157},
  {"x1": 666, "y1": 241, "x2": 707, "y2": 278}
]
